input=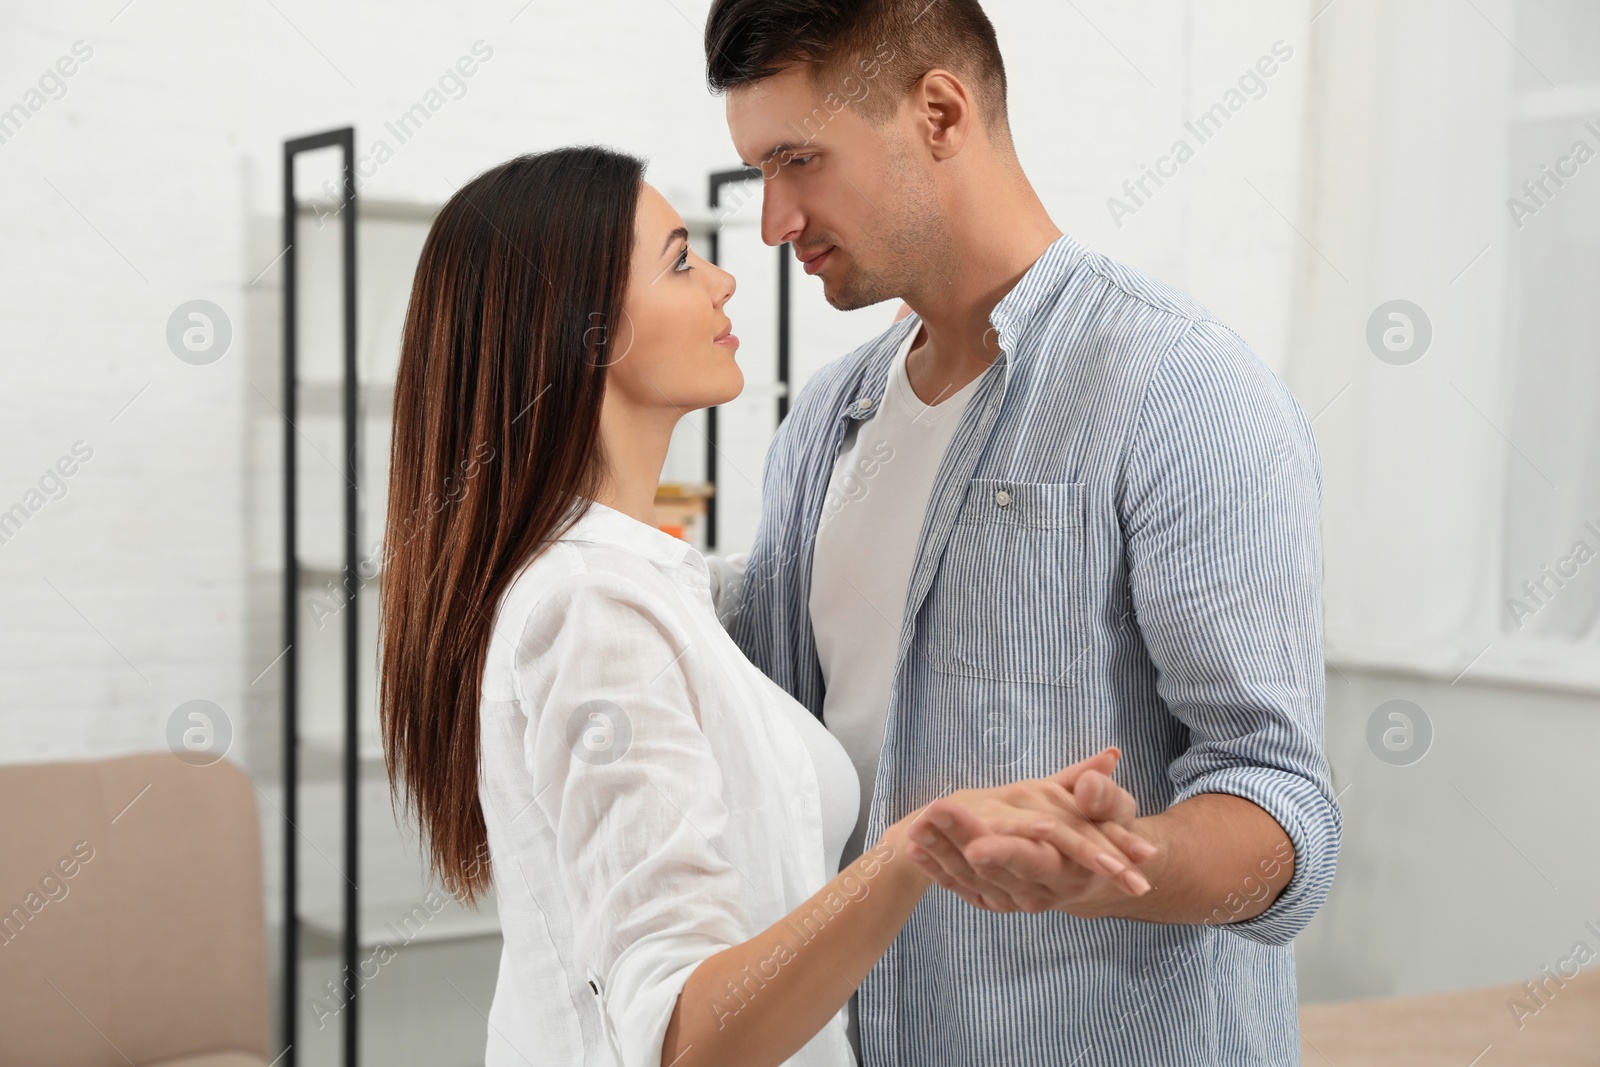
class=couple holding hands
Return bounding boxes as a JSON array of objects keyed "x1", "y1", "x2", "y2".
[{"x1": 377, "y1": 1, "x2": 1340, "y2": 1064}]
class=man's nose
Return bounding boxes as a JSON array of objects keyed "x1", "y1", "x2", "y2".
[{"x1": 760, "y1": 182, "x2": 802, "y2": 249}]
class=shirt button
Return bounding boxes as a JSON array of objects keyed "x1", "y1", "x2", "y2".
[
  {"x1": 854, "y1": 397, "x2": 875, "y2": 412},
  {"x1": 995, "y1": 489, "x2": 1012, "y2": 507}
]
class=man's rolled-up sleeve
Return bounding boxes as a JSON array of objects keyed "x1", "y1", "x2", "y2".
[
  {"x1": 1119, "y1": 320, "x2": 1342, "y2": 946},
  {"x1": 516, "y1": 569, "x2": 751, "y2": 1065}
]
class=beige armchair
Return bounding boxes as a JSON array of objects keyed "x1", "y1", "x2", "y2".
[{"x1": 0, "y1": 752, "x2": 272, "y2": 1067}]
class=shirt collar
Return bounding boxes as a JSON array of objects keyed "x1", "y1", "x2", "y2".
[
  {"x1": 840, "y1": 315, "x2": 921, "y2": 421},
  {"x1": 987, "y1": 231, "x2": 1089, "y2": 353},
  {"x1": 836, "y1": 231, "x2": 1089, "y2": 422},
  {"x1": 559, "y1": 498, "x2": 706, "y2": 582}
]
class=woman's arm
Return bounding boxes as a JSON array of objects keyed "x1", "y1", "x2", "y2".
[{"x1": 659, "y1": 810, "x2": 929, "y2": 1067}]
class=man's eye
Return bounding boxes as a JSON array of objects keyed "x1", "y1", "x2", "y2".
[{"x1": 789, "y1": 155, "x2": 815, "y2": 167}]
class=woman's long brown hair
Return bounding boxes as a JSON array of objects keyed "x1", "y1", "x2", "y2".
[{"x1": 378, "y1": 146, "x2": 644, "y2": 905}]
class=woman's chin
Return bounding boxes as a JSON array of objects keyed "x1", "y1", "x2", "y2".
[
  {"x1": 712, "y1": 365, "x2": 744, "y2": 406},
  {"x1": 668, "y1": 375, "x2": 743, "y2": 414}
]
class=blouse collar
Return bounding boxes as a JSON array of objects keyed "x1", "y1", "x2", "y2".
[{"x1": 559, "y1": 498, "x2": 709, "y2": 585}]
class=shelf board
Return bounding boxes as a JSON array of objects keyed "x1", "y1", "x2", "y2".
[
  {"x1": 302, "y1": 732, "x2": 386, "y2": 776},
  {"x1": 656, "y1": 480, "x2": 714, "y2": 501},
  {"x1": 300, "y1": 893, "x2": 501, "y2": 950},
  {"x1": 297, "y1": 559, "x2": 383, "y2": 582},
  {"x1": 298, "y1": 380, "x2": 395, "y2": 418},
  {"x1": 294, "y1": 197, "x2": 441, "y2": 222}
]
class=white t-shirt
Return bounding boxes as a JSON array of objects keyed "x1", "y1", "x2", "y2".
[{"x1": 808, "y1": 323, "x2": 988, "y2": 869}]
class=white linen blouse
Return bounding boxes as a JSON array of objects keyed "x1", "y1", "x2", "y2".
[{"x1": 477, "y1": 499, "x2": 860, "y2": 1067}]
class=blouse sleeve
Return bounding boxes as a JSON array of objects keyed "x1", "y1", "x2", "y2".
[{"x1": 514, "y1": 568, "x2": 752, "y2": 1067}]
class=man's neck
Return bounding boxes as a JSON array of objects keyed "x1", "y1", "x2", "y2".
[{"x1": 902, "y1": 212, "x2": 1062, "y2": 406}]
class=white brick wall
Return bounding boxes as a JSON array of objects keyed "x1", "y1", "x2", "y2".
[{"x1": 50, "y1": 3, "x2": 1600, "y2": 1042}]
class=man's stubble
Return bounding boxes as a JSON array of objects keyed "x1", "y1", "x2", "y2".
[{"x1": 823, "y1": 140, "x2": 959, "y2": 313}]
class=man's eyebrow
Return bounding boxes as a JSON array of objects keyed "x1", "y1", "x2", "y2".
[
  {"x1": 738, "y1": 142, "x2": 807, "y2": 168},
  {"x1": 659, "y1": 226, "x2": 689, "y2": 256}
]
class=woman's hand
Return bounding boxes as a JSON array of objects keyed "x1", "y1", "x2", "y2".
[{"x1": 903, "y1": 748, "x2": 1158, "y2": 914}]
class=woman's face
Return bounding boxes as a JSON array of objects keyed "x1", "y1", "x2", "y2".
[{"x1": 605, "y1": 182, "x2": 741, "y2": 414}]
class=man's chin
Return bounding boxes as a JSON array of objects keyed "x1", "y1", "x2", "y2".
[
  {"x1": 819, "y1": 271, "x2": 886, "y2": 313},
  {"x1": 827, "y1": 294, "x2": 892, "y2": 314}
]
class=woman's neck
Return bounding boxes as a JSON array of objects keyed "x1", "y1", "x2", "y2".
[{"x1": 593, "y1": 398, "x2": 677, "y2": 528}]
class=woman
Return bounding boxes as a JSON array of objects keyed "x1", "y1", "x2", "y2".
[{"x1": 377, "y1": 146, "x2": 1149, "y2": 1067}]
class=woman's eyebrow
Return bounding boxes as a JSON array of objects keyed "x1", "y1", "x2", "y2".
[{"x1": 659, "y1": 226, "x2": 689, "y2": 256}]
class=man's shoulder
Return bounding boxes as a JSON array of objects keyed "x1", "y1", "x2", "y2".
[
  {"x1": 1076, "y1": 258, "x2": 1316, "y2": 478},
  {"x1": 1068, "y1": 248, "x2": 1288, "y2": 405},
  {"x1": 1077, "y1": 247, "x2": 1214, "y2": 323},
  {"x1": 1073, "y1": 250, "x2": 1237, "y2": 361}
]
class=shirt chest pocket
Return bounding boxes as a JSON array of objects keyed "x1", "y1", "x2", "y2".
[{"x1": 924, "y1": 479, "x2": 1087, "y2": 687}]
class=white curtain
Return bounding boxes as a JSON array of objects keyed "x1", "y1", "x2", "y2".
[
  {"x1": 1500, "y1": 66, "x2": 1600, "y2": 642},
  {"x1": 1283, "y1": 0, "x2": 1521, "y2": 674}
]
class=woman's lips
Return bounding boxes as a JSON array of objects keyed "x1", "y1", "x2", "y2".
[{"x1": 714, "y1": 328, "x2": 739, "y2": 348}]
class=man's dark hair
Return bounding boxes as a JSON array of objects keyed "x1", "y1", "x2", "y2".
[{"x1": 704, "y1": 0, "x2": 1009, "y2": 133}]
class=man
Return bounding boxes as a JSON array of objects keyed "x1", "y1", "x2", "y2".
[{"x1": 703, "y1": 1, "x2": 1341, "y2": 1064}]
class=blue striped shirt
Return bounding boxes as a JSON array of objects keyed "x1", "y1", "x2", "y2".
[{"x1": 730, "y1": 232, "x2": 1340, "y2": 1066}]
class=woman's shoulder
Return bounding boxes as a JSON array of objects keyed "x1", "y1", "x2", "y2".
[
  {"x1": 497, "y1": 534, "x2": 692, "y2": 653},
  {"x1": 482, "y1": 540, "x2": 687, "y2": 706},
  {"x1": 503, "y1": 534, "x2": 681, "y2": 619}
]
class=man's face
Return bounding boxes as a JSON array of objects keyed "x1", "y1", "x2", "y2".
[{"x1": 726, "y1": 64, "x2": 950, "y2": 311}]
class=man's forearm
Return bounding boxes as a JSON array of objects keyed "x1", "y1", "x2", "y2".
[{"x1": 1075, "y1": 793, "x2": 1295, "y2": 924}]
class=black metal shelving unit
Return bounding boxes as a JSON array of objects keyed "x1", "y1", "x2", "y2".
[
  {"x1": 281, "y1": 125, "x2": 359, "y2": 1067},
  {"x1": 276, "y1": 146, "x2": 791, "y2": 1067}
]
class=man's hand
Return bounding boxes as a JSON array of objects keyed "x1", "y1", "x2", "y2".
[{"x1": 904, "y1": 748, "x2": 1157, "y2": 914}]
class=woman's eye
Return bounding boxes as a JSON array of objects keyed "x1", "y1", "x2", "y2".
[{"x1": 675, "y1": 247, "x2": 692, "y2": 273}]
